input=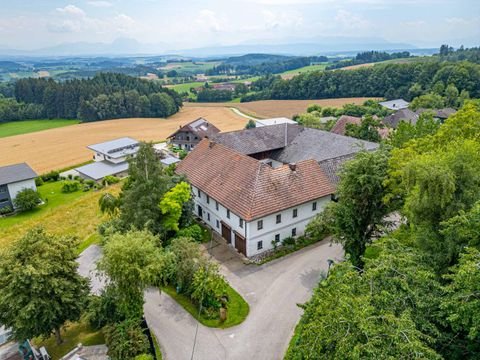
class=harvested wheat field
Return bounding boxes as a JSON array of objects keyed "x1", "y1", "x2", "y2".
[
  {"x1": 187, "y1": 97, "x2": 380, "y2": 119},
  {"x1": 340, "y1": 63, "x2": 376, "y2": 70},
  {"x1": 0, "y1": 106, "x2": 246, "y2": 174}
]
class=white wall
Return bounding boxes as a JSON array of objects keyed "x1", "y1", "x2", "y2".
[
  {"x1": 7, "y1": 179, "x2": 37, "y2": 206},
  {"x1": 191, "y1": 184, "x2": 330, "y2": 257},
  {"x1": 245, "y1": 196, "x2": 330, "y2": 257}
]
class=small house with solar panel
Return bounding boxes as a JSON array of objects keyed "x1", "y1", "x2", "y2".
[
  {"x1": 167, "y1": 118, "x2": 220, "y2": 151},
  {"x1": 75, "y1": 137, "x2": 139, "y2": 181}
]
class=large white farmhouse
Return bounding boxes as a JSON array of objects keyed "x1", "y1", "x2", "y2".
[
  {"x1": 0, "y1": 163, "x2": 37, "y2": 211},
  {"x1": 176, "y1": 124, "x2": 378, "y2": 258}
]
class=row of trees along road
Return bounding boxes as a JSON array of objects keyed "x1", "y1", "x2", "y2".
[
  {"x1": 287, "y1": 100, "x2": 480, "y2": 359},
  {"x1": 0, "y1": 72, "x2": 182, "y2": 123}
]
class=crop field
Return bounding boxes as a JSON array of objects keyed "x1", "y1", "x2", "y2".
[
  {"x1": 0, "y1": 119, "x2": 80, "y2": 138},
  {"x1": 0, "y1": 106, "x2": 246, "y2": 174},
  {"x1": 158, "y1": 61, "x2": 219, "y2": 74},
  {"x1": 186, "y1": 97, "x2": 380, "y2": 119},
  {"x1": 280, "y1": 63, "x2": 328, "y2": 79}
]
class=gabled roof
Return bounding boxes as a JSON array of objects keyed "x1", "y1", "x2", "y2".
[
  {"x1": 415, "y1": 108, "x2": 457, "y2": 119},
  {"x1": 330, "y1": 115, "x2": 361, "y2": 136},
  {"x1": 0, "y1": 163, "x2": 37, "y2": 186},
  {"x1": 168, "y1": 118, "x2": 220, "y2": 139},
  {"x1": 87, "y1": 137, "x2": 139, "y2": 159},
  {"x1": 76, "y1": 161, "x2": 129, "y2": 181},
  {"x1": 274, "y1": 126, "x2": 378, "y2": 164},
  {"x1": 379, "y1": 99, "x2": 409, "y2": 110},
  {"x1": 212, "y1": 123, "x2": 304, "y2": 155},
  {"x1": 176, "y1": 140, "x2": 334, "y2": 221},
  {"x1": 383, "y1": 108, "x2": 419, "y2": 128}
]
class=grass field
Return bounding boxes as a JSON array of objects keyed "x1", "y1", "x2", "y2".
[
  {"x1": 0, "y1": 106, "x2": 247, "y2": 174},
  {"x1": 0, "y1": 119, "x2": 80, "y2": 138},
  {"x1": 158, "y1": 61, "x2": 219, "y2": 75},
  {"x1": 0, "y1": 181, "x2": 121, "y2": 250},
  {"x1": 280, "y1": 63, "x2": 328, "y2": 79},
  {"x1": 186, "y1": 97, "x2": 380, "y2": 119}
]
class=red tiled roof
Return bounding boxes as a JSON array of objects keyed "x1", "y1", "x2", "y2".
[
  {"x1": 330, "y1": 115, "x2": 362, "y2": 135},
  {"x1": 176, "y1": 139, "x2": 334, "y2": 221}
]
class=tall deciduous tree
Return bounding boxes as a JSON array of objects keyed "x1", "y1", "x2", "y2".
[
  {"x1": 159, "y1": 181, "x2": 191, "y2": 232},
  {"x1": 119, "y1": 142, "x2": 171, "y2": 234},
  {"x1": 0, "y1": 228, "x2": 89, "y2": 344},
  {"x1": 328, "y1": 149, "x2": 391, "y2": 267},
  {"x1": 98, "y1": 230, "x2": 164, "y2": 320}
]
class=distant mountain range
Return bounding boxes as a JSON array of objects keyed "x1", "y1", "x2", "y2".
[{"x1": 0, "y1": 36, "x2": 427, "y2": 58}]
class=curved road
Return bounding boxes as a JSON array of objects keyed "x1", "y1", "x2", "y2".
[{"x1": 144, "y1": 239, "x2": 343, "y2": 360}]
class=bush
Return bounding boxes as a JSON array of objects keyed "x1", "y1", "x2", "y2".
[
  {"x1": 83, "y1": 184, "x2": 91, "y2": 192},
  {"x1": 85, "y1": 179, "x2": 96, "y2": 187},
  {"x1": 41, "y1": 170, "x2": 60, "y2": 182},
  {"x1": 13, "y1": 188, "x2": 41, "y2": 212},
  {"x1": 282, "y1": 236, "x2": 296, "y2": 247},
  {"x1": 35, "y1": 177, "x2": 44, "y2": 187},
  {"x1": 134, "y1": 355, "x2": 153, "y2": 360},
  {"x1": 191, "y1": 263, "x2": 228, "y2": 312},
  {"x1": 86, "y1": 288, "x2": 124, "y2": 330},
  {"x1": 177, "y1": 224, "x2": 203, "y2": 242},
  {"x1": 61, "y1": 180, "x2": 80, "y2": 193},
  {"x1": 103, "y1": 175, "x2": 120, "y2": 186},
  {"x1": 104, "y1": 319, "x2": 149, "y2": 360},
  {"x1": 67, "y1": 174, "x2": 73, "y2": 180},
  {"x1": 179, "y1": 150, "x2": 188, "y2": 160},
  {"x1": 0, "y1": 206, "x2": 13, "y2": 215}
]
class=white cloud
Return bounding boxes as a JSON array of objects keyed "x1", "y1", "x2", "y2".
[
  {"x1": 262, "y1": 10, "x2": 303, "y2": 30},
  {"x1": 56, "y1": 5, "x2": 86, "y2": 17},
  {"x1": 195, "y1": 10, "x2": 225, "y2": 32},
  {"x1": 87, "y1": 1, "x2": 113, "y2": 7}
]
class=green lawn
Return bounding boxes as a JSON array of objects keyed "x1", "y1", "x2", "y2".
[
  {"x1": 34, "y1": 318, "x2": 105, "y2": 360},
  {"x1": 162, "y1": 284, "x2": 249, "y2": 328},
  {"x1": 280, "y1": 63, "x2": 328, "y2": 77},
  {"x1": 0, "y1": 119, "x2": 80, "y2": 138},
  {"x1": 0, "y1": 181, "x2": 87, "y2": 230}
]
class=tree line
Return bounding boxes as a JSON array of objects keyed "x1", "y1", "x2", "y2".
[
  {"x1": 205, "y1": 55, "x2": 328, "y2": 76},
  {"x1": 325, "y1": 50, "x2": 411, "y2": 70},
  {"x1": 0, "y1": 73, "x2": 182, "y2": 123},
  {"x1": 241, "y1": 60, "x2": 480, "y2": 102}
]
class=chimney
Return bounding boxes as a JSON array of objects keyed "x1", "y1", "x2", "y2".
[
  {"x1": 209, "y1": 140, "x2": 216, "y2": 148},
  {"x1": 289, "y1": 163, "x2": 296, "y2": 172}
]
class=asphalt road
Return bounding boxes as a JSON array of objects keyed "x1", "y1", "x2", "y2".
[
  {"x1": 144, "y1": 239, "x2": 343, "y2": 360},
  {"x1": 77, "y1": 239, "x2": 343, "y2": 360}
]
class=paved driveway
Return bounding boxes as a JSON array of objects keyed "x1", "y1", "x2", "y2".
[{"x1": 144, "y1": 238, "x2": 343, "y2": 360}]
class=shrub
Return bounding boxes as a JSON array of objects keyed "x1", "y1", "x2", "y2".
[
  {"x1": 85, "y1": 179, "x2": 96, "y2": 187},
  {"x1": 179, "y1": 150, "x2": 188, "y2": 160},
  {"x1": 282, "y1": 236, "x2": 295, "y2": 247},
  {"x1": 103, "y1": 175, "x2": 120, "y2": 186},
  {"x1": 83, "y1": 184, "x2": 91, "y2": 192},
  {"x1": 0, "y1": 206, "x2": 13, "y2": 215},
  {"x1": 35, "y1": 177, "x2": 44, "y2": 187},
  {"x1": 135, "y1": 355, "x2": 153, "y2": 360},
  {"x1": 191, "y1": 263, "x2": 228, "y2": 312},
  {"x1": 61, "y1": 180, "x2": 80, "y2": 193},
  {"x1": 41, "y1": 170, "x2": 60, "y2": 182},
  {"x1": 13, "y1": 188, "x2": 41, "y2": 212},
  {"x1": 86, "y1": 288, "x2": 124, "y2": 330},
  {"x1": 67, "y1": 174, "x2": 73, "y2": 180},
  {"x1": 177, "y1": 224, "x2": 203, "y2": 242},
  {"x1": 104, "y1": 319, "x2": 149, "y2": 360}
]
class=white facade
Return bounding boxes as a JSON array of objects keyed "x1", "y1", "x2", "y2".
[
  {"x1": 7, "y1": 179, "x2": 37, "y2": 203},
  {"x1": 93, "y1": 152, "x2": 126, "y2": 164},
  {"x1": 191, "y1": 184, "x2": 330, "y2": 257}
]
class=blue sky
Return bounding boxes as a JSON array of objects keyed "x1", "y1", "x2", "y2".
[{"x1": 0, "y1": 0, "x2": 478, "y2": 50}]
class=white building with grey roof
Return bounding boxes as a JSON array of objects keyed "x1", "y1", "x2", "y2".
[
  {"x1": 0, "y1": 162, "x2": 37, "y2": 211},
  {"x1": 75, "y1": 137, "x2": 139, "y2": 181}
]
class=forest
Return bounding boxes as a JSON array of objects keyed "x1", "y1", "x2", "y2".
[
  {"x1": 241, "y1": 59, "x2": 480, "y2": 102},
  {"x1": 0, "y1": 73, "x2": 182, "y2": 123},
  {"x1": 325, "y1": 50, "x2": 411, "y2": 70},
  {"x1": 205, "y1": 54, "x2": 328, "y2": 76}
]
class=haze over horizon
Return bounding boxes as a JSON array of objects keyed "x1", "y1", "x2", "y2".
[{"x1": 0, "y1": 0, "x2": 478, "y2": 56}]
